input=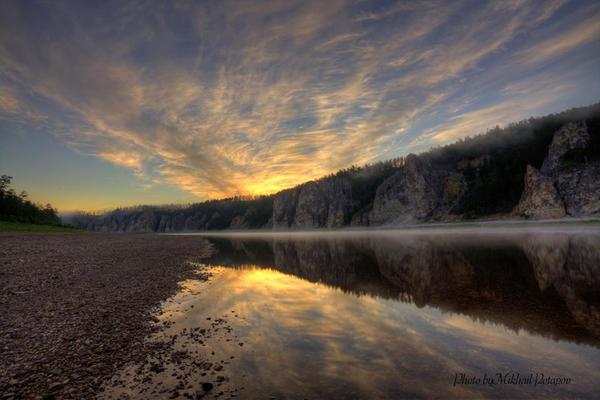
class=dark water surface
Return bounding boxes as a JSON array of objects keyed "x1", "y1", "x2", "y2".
[{"x1": 108, "y1": 227, "x2": 600, "y2": 399}]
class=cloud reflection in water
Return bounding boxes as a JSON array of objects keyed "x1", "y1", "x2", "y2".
[{"x1": 183, "y1": 230, "x2": 600, "y2": 399}]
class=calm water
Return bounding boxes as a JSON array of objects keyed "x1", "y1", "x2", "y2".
[{"x1": 106, "y1": 227, "x2": 600, "y2": 399}]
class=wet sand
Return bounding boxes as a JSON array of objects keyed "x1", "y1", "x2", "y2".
[{"x1": 0, "y1": 233, "x2": 212, "y2": 399}]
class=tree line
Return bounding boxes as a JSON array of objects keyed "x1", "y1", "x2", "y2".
[
  {"x1": 31, "y1": 102, "x2": 600, "y2": 230},
  {"x1": 0, "y1": 175, "x2": 61, "y2": 225},
  {"x1": 421, "y1": 103, "x2": 600, "y2": 217}
]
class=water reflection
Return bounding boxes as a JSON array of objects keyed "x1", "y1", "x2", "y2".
[
  {"x1": 107, "y1": 228, "x2": 600, "y2": 399},
  {"x1": 206, "y1": 231, "x2": 600, "y2": 346}
]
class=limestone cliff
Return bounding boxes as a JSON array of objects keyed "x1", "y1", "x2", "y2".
[
  {"x1": 540, "y1": 121, "x2": 590, "y2": 175},
  {"x1": 272, "y1": 177, "x2": 355, "y2": 228},
  {"x1": 515, "y1": 121, "x2": 600, "y2": 218},
  {"x1": 72, "y1": 197, "x2": 273, "y2": 232},
  {"x1": 369, "y1": 155, "x2": 433, "y2": 224},
  {"x1": 555, "y1": 162, "x2": 600, "y2": 216},
  {"x1": 369, "y1": 154, "x2": 466, "y2": 224},
  {"x1": 514, "y1": 165, "x2": 565, "y2": 219},
  {"x1": 67, "y1": 104, "x2": 600, "y2": 232}
]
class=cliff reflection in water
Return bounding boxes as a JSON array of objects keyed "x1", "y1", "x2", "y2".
[{"x1": 205, "y1": 231, "x2": 600, "y2": 346}]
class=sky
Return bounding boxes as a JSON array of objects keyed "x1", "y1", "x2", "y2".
[{"x1": 1, "y1": 0, "x2": 599, "y2": 212}]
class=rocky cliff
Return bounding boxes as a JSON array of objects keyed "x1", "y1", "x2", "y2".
[
  {"x1": 369, "y1": 154, "x2": 466, "y2": 224},
  {"x1": 272, "y1": 177, "x2": 355, "y2": 229},
  {"x1": 515, "y1": 121, "x2": 600, "y2": 219},
  {"x1": 513, "y1": 165, "x2": 566, "y2": 219},
  {"x1": 69, "y1": 197, "x2": 274, "y2": 232},
  {"x1": 68, "y1": 104, "x2": 600, "y2": 232},
  {"x1": 271, "y1": 119, "x2": 599, "y2": 228}
]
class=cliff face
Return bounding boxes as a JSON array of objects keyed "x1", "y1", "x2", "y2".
[
  {"x1": 75, "y1": 209, "x2": 187, "y2": 233},
  {"x1": 369, "y1": 155, "x2": 433, "y2": 224},
  {"x1": 369, "y1": 154, "x2": 466, "y2": 224},
  {"x1": 540, "y1": 121, "x2": 590, "y2": 174},
  {"x1": 72, "y1": 198, "x2": 274, "y2": 232},
  {"x1": 555, "y1": 162, "x2": 600, "y2": 216},
  {"x1": 515, "y1": 121, "x2": 600, "y2": 218},
  {"x1": 272, "y1": 177, "x2": 355, "y2": 228},
  {"x1": 69, "y1": 109, "x2": 600, "y2": 231},
  {"x1": 513, "y1": 165, "x2": 565, "y2": 219}
]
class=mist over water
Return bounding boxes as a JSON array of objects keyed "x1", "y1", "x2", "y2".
[{"x1": 115, "y1": 226, "x2": 600, "y2": 399}]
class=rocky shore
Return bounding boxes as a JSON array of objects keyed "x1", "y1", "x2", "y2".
[{"x1": 0, "y1": 233, "x2": 212, "y2": 399}]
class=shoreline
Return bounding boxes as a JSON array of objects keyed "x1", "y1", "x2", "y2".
[
  {"x1": 0, "y1": 233, "x2": 212, "y2": 399},
  {"x1": 1, "y1": 228, "x2": 598, "y2": 398},
  {"x1": 166, "y1": 218, "x2": 600, "y2": 238}
]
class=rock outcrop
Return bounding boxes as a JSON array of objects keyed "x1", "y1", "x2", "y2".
[
  {"x1": 540, "y1": 121, "x2": 590, "y2": 175},
  {"x1": 67, "y1": 107, "x2": 600, "y2": 232},
  {"x1": 369, "y1": 155, "x2": 433, "y2": 224},
  {"x1": 514, "y1": 165, "x2": 565, "y2": 219},
  {"x1": 272, "y1": 177, "x2": 354, "y2": 228},
  {"x1": 70, "y1": 199, "x2": 273, "y2": 232},
  {"x1": 272, "y1": 189, "x2": 299, "y2": 229},
  {"x1": 515, "y1": 121, "x2": 599, "y2": 218},
  {"x1": 369, "y1": 154, "x2": 466, "y2": 224},
  {"x1": 555, "y1": 162, "x2": 600, "y2": 216}
]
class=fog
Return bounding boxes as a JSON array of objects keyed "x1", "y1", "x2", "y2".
[{"x1": 169, "y1": 220, "x2": 600, "y2": 239}]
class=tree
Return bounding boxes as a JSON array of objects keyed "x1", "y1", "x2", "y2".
[
  {"x1": 0, "y1": 175, "x2": 12, "y2": 195},
  {"x1": 0, "y1": 175, "x2": 61, "y2": 225}
]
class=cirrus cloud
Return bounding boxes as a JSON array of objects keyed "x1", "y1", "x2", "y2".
[{"x1": 1, "y1": 0, "x2": 598, "y2": 202}]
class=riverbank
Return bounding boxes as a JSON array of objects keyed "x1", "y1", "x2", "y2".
[
  {"x1": 0, "y1": 221, "x2": 83, "y2": 232},
  {"x1": 0, "y1": 233, "x2": 212, "y2": 399}
]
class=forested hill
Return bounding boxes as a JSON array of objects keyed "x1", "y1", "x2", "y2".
[
  {"x1": 69, "y1": 102, "x2": 600, "y2": 232},
  {"x1": 0, "y1": 175, "x2": 61, "y2": 226}
]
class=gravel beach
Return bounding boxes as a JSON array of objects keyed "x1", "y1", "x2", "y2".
[{"x1": 0, "y1": 233, "x2": 212, "y2": 399}]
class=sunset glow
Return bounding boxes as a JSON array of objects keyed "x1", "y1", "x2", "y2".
[{"x1": 1, "y1": 0, "x2": 599, "y2": 211}]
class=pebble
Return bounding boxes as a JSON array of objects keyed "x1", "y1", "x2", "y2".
[{"x1": 0, "y1": 234, "x2": 212, "y2": 399}]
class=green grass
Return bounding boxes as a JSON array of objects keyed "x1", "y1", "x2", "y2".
[{"x1": 0, "y1": 221, "x2": 84, "y2": 232}]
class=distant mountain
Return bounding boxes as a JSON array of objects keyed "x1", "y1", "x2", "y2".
[{"x1": 69, "y1": 103, "x2": 600, "y2": 232}]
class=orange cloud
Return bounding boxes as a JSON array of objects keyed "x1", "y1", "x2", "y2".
[{"x1": 1, "y1": 0, "x2": 597, "y2": 203}]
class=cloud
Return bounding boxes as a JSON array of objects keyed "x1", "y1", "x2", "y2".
[
  {"x1": 410, "y1": 80, "x2": 574, "y2": 147},
  {"x1": 0, "y1": 0, "x2": 597, "y2": 202},
  {"x1": 0, "y1": 84, "x2": 20, "y2": 114},
  {"x1": 0, "y1": 80, "x2": 47, "y2": 123},
  {"x1": 428, "y1": 92, "x2": 561, "y2": 144},
  {"x1": 97, "y1": 151, "x2": 144, "y2": 171},
  {"x1": 516, "y1": 15, "x2": 600, "y2": 65}
]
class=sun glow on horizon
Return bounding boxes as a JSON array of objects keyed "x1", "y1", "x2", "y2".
[{"x1": 1, "y1": 0, "x2": 599, "y2": 211}]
